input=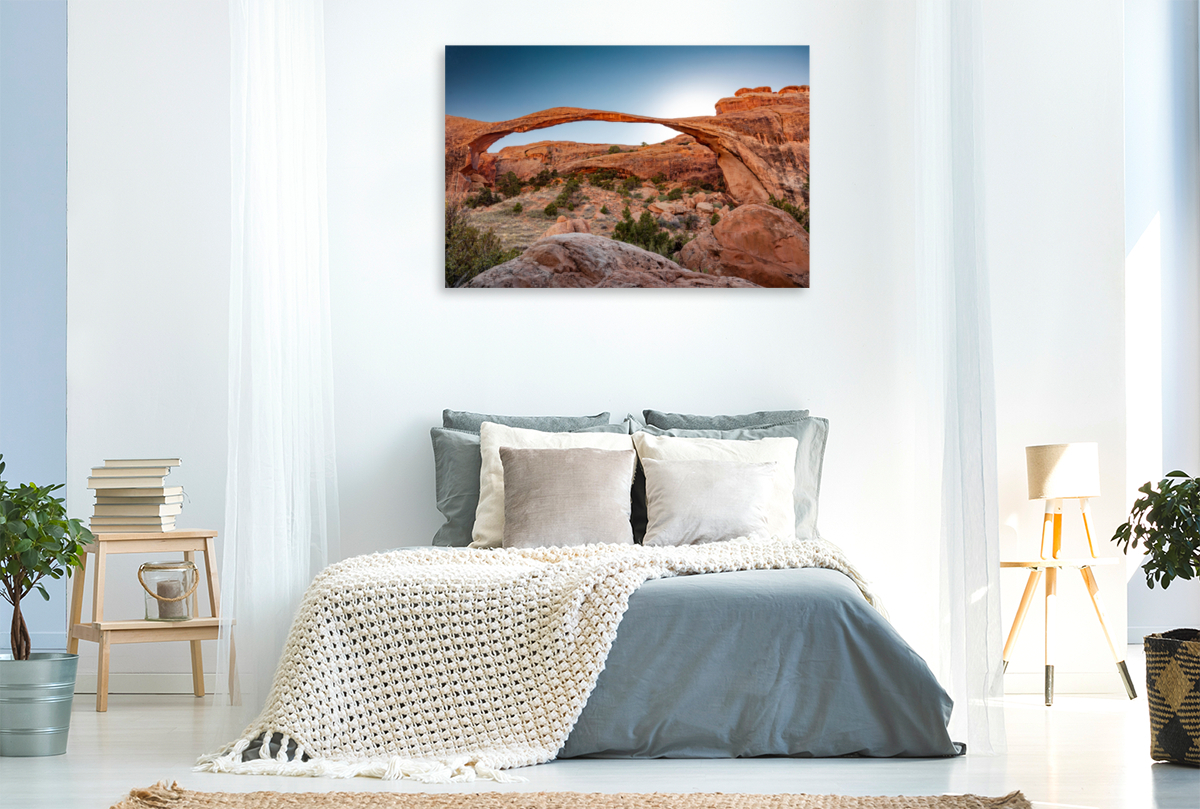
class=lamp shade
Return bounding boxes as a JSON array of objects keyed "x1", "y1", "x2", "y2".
[{"x1": 1026, "y1": 443, "x2": 1101, "y2": 500}]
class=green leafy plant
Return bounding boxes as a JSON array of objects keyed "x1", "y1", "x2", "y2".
[
  {"x1": 621, "y1": 176, "x2": 641, "y2": 193},
  {"x1": 1112, "y1": 471, "x2": 1200, "y2": 589},
  {"x1": 600, "y1": 205, "x2": 609, "y2": 215},
  {"x1": 666, "y1": 187, "x2": 683, "y2": 201},
  {"x1": 0, "y1": 454, "x2": 93, "y2": 660},
  {"x1": 531, "y1": 169, "x2": 553, "y2": 189},
  {"x1": 710, "y1": 213, "x2": 721, "y2": 226},
  {"x1": 543, "y1": 202, "x2": 558, "y2": 218},
  {"x1": 512, "y1": 202, "x2": 523, "y2": 214},
  {"x1": 445, "y1": 199, "x2": 520, "y2": 287},
  {"x1": 607, "y1": 144, "x2": 621, "y2": 154}
]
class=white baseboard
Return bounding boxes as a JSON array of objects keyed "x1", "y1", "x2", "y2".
[
  {"x1": 1004, "y1": 671, "x2": 1127, "y2": 695},
  {"x1": 74, "y1": 671, "x2": 218, "y2": 695},
  {"x1": 1128, "y1": 625, "x2": 1191, "y2": 643}
]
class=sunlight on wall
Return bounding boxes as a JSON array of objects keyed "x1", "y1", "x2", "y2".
[{"x1": 1124, "y1": 212, "x2": 1163, "y2": 582}]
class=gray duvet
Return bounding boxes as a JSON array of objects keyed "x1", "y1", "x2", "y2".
[{"x1": 559, "y1": 567, "x2": 961, "y2": 759}]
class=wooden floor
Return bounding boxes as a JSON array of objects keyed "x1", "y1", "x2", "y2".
[{"x1": 1, "y1": 646, "x2": 1196, "y2": 809}]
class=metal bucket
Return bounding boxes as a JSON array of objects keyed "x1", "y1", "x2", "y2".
[{"x1": 0, "y1": 652, "x2": 79, "y2": 756}]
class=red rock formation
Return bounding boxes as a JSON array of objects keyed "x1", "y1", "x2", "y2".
[
  {"x1": 540, "y1": 216, "x2": 591, "y2": 239},
  {"x1": 466, "y1": 233, "x2": 760, "y2": 288},
  {"x1": 714, "y1": 86, "x2": 809, "y2": 115},
  {"x1": 444, "y1": 89, "x2": 809, "y2": 206},
  {"x1": 676, "y1": 203, "x2": 809, "y2": 288},
  {"x1": 476, "y1": 135, "x2": 721, "y2": 189}
]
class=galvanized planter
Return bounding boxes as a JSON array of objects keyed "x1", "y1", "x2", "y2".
[{"x1": 0, "y1": 652, "x2": 79, "y2": 756}]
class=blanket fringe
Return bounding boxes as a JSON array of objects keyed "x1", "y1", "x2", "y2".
[{"x1": 194, "y1": 743, "x2": 527, "y2": 783}]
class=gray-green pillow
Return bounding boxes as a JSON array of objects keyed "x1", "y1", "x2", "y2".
[
  {"x1": 443, "y1": 409, "x2": 611, "y2": 433},
  {"x1": 642, "y1": 409, "x2": 810, "y2": 430},
  {"x1": 431, "y1": 422, "x2": 630, "y2": 547},
  {"x1": 640, "y1": 417, "x2": 829, "y2": 540}
]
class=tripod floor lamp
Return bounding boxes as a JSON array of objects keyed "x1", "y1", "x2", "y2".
[{"x1": 1001, "y1": 442, "x2": 1138, "y2": 705}]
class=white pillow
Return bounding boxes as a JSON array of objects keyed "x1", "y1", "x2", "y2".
[
  {"x1": 470, "y1": 422, "x2": 635, "y2": 549},
  {"x1": 641, "y1": 458, "x2": 777, "y2": 546},
  {"x1": 632, "y1": 431, "x2": 798, "y2": 541}
]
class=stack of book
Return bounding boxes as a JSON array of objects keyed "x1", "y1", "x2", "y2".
[{"x1": 87, "y1": 459, "x2": 184, "y2": 533}]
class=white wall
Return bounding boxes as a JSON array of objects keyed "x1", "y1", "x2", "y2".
[
  {"x1": 1123, "y1": 0, "x2": 1200, "y2": 641},
  {"x1": 65, "y1": 0, "x2": 1132, "y2": 693},
  {"x1": 985, "y1": 0, "x2": 1131, "y2": 690},
  {"x1": 66, "y1": 0, "x2": 230, "y2": 688}
]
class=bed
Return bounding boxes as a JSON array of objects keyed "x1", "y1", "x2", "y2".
[
  {"x1": 199, "y1": 408, "x2": 961, "y2": 781},
  {"x1": 562, "y1": 567, "x2": 958, "y2": 759}
]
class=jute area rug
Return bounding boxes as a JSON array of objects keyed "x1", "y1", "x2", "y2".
[{"x1": 111, "y1": 782, "x2": 1032, "y2": 809}]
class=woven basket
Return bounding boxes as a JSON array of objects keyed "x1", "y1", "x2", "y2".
[{"x1": 1145, "y1": 629, "x2": 1200, "y2": 766}]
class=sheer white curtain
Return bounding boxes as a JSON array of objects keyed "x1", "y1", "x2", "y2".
[
  {"x1": 914, "y1": 0, "x2": 1006, "y2": 754},
  {"x1": 216, "y1": 0, "x2": 339, "y2": 720}
]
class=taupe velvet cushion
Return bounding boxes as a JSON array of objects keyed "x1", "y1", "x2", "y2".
[
  {"x1": 641, "y1": 458, "x2": 777, "y2": 547},
  {"x1": 500, "y1": 447, "x2": 637, "y2": 549}
]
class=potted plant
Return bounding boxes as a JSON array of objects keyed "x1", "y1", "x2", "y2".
[
  {"x1": 0, "y1": 453, "x2": 93, "y2": 756},
  {"x1": 1112, "y1": 470, "x2": 1200, "y2": 767}
]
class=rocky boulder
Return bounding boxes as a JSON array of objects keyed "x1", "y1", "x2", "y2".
[
  {"x1": 540, "y1": 216, "x2": 591, "y2": 239},
  {"x1": 466, "y1": 234, "x2": 760, "y2": 288},
  {"x1": 676, "y1": 204, "x2": 809, "y2": 288}
]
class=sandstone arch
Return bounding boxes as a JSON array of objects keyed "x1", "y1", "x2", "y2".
[{"x1": 445, "y1": 93, "x2": 808, "y2": 206}]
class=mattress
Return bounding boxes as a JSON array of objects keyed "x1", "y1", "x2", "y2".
[{"x1": 559, "y1": 567, "x2": 960, "y2": 759}]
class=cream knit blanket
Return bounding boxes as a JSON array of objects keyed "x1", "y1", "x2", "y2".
[{"x1": 196, "y1": 536, "x2": 877, "y2": 782}]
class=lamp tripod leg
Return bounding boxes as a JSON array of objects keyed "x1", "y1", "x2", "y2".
[{"x1": 1079, "y1": 566, "x2": 1137, "y2": 700}]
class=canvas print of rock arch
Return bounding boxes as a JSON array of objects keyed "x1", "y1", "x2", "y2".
[{"x1": 445, "y1": 46, "x2": 810, "y2": 288}]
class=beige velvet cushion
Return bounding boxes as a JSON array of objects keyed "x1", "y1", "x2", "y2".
[
  {"x1": 632, "y1": 431, "x2": 798, "y2": 540},
  {"x1": 641, "y1": 458, "x2": 777, "y2": 546},
  {"x1": 500, "y1": 447, "x2": 637, "y2": 549},
  {"x1": 471, "y1": 422, "x2": 635, "y2": 549}
]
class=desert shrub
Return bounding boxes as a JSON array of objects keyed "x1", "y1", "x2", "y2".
[
  {"x1": 600, "y1": 205, "x2": 610, "y2": 215},
  {"x1": 466, "y1": 187, "x2": 500, "y2": 208},
  {"x1": 589, "y1": 168, "x2": 620, "y2": 190},
  {"x1": 681, "y1": 213, "x2": 700, "y2": 231},
  {"x1": 543, "y1": 202, "x2": 558, "y2": 217},
  {"x1": 445, "y1": 200, "x2": 520, "y2": 287},
  {"x1": 553, "y1": 175, "x2": 584, "y2": 210},
  {"x1": 666, "y1": 187, "x2": 683, "y2": 201},
  {"x1": 612, "y1": 208, "x2": 683, "y2": 258},
  {"x1": 531, "y1": 169, "x2": 553, "y2": 189},
  {"x1": 710, "y1": 213, "x2": 720, "y2": 226},
  {"x1": 608, "y1": 144, "x2": 621, "y2": 154},
  {"x1": 622, "y1": 175, "x2": 641, "y2": 192},
  {"x1": 512, "y1": 202, "x2": 523, "y2": 214},
  {"x1": 687, "y1": 186, "x2": 699, "y2": 194},
  {"x1": 700, "y1": 181, "x2": 715, "y2": 192},
  {"x1": 650, "y1": 173, "x2": 666, "y2": 184},
  {"x1": 645, "y1": 195, "x2": 657, "y2": 204},
  {"x1": 497, "y1": 171, "x2": 523, "y2": 198},
  {"x1": 768, "y1": 195, "x2": 809, "y2": 232}
]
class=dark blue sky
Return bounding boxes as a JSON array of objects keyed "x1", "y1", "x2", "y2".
[{"x1": 446, "y1": 46, "x2": 809, "y2": 147}]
